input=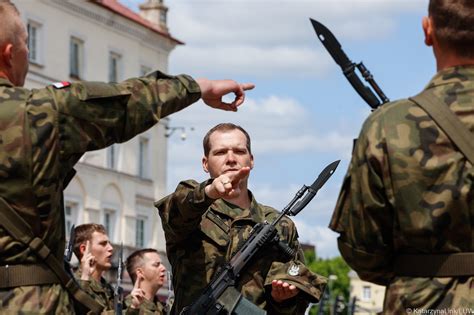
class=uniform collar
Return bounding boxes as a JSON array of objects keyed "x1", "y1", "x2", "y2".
[
  {"x1": 425, "y1": 65, "x2": 474, "y2": 90},
  {"x1": 0, "y1": 77, "x2": 14, "y2": 87},
  {"x1": 211, "y1": 190, "x2": 265, "y2": 223}
]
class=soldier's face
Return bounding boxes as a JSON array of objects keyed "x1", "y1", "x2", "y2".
[
  {"x1": 90, "y1": 231, "x2": 113, "y2": 271},
  {"x1": 140, "y1": 252, "x2": 167, "y2": 289},
  {"x1": 202, "y1": 129, "x2": 254, "y2": 179}
]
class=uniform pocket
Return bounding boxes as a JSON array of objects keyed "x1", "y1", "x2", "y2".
[
  {"x1": 77, "y1": 81, "x2": 130, "y2": 101},
  {"x1": 200, "y1": 211, "x2": 230, "y2": 248}
]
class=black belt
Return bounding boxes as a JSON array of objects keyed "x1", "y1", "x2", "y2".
[{"x1": 394, "y1": 253, "x2": 474, "y2": 277}]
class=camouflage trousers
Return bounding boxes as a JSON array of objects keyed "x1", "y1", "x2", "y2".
[
  {"x1": 383, "y1": 277, "x2": 474, "y2": 314},
  {"x1": 0, "y1": 284, "x2": 75, "y2": 315}
]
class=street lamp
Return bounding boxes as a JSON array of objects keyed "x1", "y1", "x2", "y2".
[{"x1": 165, "y1": 126, "x2": 194, "y2": 140}]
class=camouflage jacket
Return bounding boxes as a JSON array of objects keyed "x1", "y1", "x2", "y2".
[
  {"x1": 124, "y1": 294, "x2": 166, "y2": 315},
  {"x1": 330, "y1": 66, "x2": 474, "y2": 312},
  {"x1": 156, "y1": 179, "x2": 326, "y2": 315},
  {"x1": 75, "y1": 270, "x2": 115, "y2": 311},
  {"x1": 0, "y1": 72, "x2": 200, "y2": 312}
]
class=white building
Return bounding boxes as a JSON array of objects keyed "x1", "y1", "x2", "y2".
[
  {"x1": 349, "y1": 270, "x2": 386, "y2": 314},
  {"x1": 16, "y1": 0, "x2": 182, "y2": 295}
]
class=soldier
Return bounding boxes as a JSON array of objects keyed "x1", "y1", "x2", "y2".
[
  {"x1": 156, "y1": 123, "x2": 326, "y2": 314},
  {"x1": 125, "y1": 248, "x2": 168, "y2": 314},
  {"x1": 73, "y1": 224, "x2": 115, "y2": 311},
  {"x1": 0, "y1": 1, "x2": 254, "y2": 313},
  {"x1": 330, "y1": 0, "x2": 474, "y2": 312}
]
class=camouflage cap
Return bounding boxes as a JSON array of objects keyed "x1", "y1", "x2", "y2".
[{"x1": 264, "y1": 261, "x2": 327, "y2": 303}]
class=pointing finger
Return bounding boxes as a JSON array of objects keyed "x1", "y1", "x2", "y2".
[
  {"x1": 135, "y1": 275, "x2": 143, "y2": 289},
  {"x1": 85, "y1": 240, "x2": 91, "y2": 254},
  {"x1": 230, "y1": 167, "x2": 251, "y2": 184}
]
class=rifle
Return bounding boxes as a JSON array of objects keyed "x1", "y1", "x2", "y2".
[
  {"x1": 64, "y1": 224, "x2": 75, "y2": 265},
  {"x1": 114, "y1": 243, "x2": 124, "y2": 315},
  {"x1": 310, "y1": 18, "x2": 389, "y2": 109},
  {"x1": 181, "y1": 160, "x2": 340, "y2": 315}
]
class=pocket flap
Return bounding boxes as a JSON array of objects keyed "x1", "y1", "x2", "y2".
[{"x1": 200, "y1": 211, "x2": 230, "y2": 248}]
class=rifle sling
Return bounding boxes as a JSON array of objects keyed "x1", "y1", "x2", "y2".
[
  {"x1": 394, "y1": 253, "x2": 474, "y2": 277},
  {"x1": 409, "y1": 91, "x2": 474, "y2": 165},
  {"x1": 0, "y1": 264, "x2": 58, "y2": 288},
  {"x1": 394, "y1": 92, "x2": 474, "y2": 277},
  {"x1": 0, "y1": 197, "x2": 103, "y2": 314}
]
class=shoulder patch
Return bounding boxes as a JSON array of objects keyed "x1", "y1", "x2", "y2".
[{"x1": 52, "y1": 81, "x2": 71, "y2": 89}]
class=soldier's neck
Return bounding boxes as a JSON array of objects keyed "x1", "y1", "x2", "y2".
[
  {"x1": 434, "y1": 42, "x2": 474, "y2": 71},
  {"x1": 224, "y1": 184, "x2": 251, "y2": 209},
  {"x1": 91, "y1": 269, "x2": 104, "y2": 282},
  {"x1": 142, "y1": 281, "x2": 159, "y2": 301}
]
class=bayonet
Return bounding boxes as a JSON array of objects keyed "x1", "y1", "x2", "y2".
[
  {"x1": 310, "y1": 18, "x2": 389, "y2": 109},
  {"x1": 64, "y1": 224, "x2": 75, "y2": 264},
  {"x1": 114, "y1": 243, "x2": 123, "y2": 315},
  {"x1": 289, "y1": 160, "x2": 340, "y2": 215}
]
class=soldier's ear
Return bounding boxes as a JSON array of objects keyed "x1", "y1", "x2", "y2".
[
  {"x1": 250, "y1": 154, "x2": 254, "y2": 170},
  {"x1": 1, "y1": 43, "x2": 14, "y2": 68},
  {"x1": 202, "y1": 156, "x2": 209, "y2": 173},
  {"x1": 79, "y1": 243, "x2": 86, "y2": 255},
  {"x1": 423, "y1": 16, "x2": 434, "y2": 47}
]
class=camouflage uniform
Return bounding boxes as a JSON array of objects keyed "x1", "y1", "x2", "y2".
[
  {"x1": 75, "y1": 270, "x2": 115, "y2": 311},
  {"x1": 330, "y1": 66, "x2": 474, "y2": 313},
  {"x1": 156, "y1": 180, "x2": 326, "y2": 315},
  {"x1": 124, "y1": 294, "x2": 166, "y2": 315},
  {"x1": 0, "y1": 72, "x2": 201, "y2": 313}
]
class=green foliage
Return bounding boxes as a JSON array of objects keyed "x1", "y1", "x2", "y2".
[{"x1": 304, "y1": 251, "x2": 351, "y2": 314}]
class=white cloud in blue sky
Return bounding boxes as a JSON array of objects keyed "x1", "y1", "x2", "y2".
[{"x1": 123, "y1": 0, "x2": 431, "y2": 257}]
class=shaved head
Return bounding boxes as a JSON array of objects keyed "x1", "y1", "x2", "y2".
[
  {"x1": 428, "y1": 0, "x2": 474, "y2": 58},
  {"x1": 0, "y1": 0, "x2": 29, "y2": 86},
  {"x1": 0, "y1": 1, "x2": 21, "y2": 47}
]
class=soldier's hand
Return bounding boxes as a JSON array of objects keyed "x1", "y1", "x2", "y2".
[
  {"x1": 131, "y1": 276, "x2": 146, "y2": 309},
  {"x1": 80, "y1": 241, "x2": 96, "y2": 281},
  {"x1": 271, "y1": 280, "x2": 299, "y2": 303},
  {"x1": 196, "y1": 79, "x2": 255, "y2": 112},
  {"x1": 205, "y1": 167, "x2": 251, "y2": 199}
]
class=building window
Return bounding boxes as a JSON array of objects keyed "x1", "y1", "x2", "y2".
[
  {"x1": 138, "y1": 137, "x2": 149, "y2": 178},
  {"x1": 107, "y1": 145, "x2": 117, "y2": 169},
  {"x1": 109, "y1": 52, "x2": 121, "y2": 82},
  {"x1": 160, "y1": 10, "x2": 167, "y2": 25},
  {"x1": 64, "y1": 201, "x2": 78, "y2": 236},
  {"x1": 27, "y1": 21, "x2": 41, "y2": 64},
  {"x1": 70, "y1": 37, "x2": 83, "y2": 79},
  {"x1": 362, "y1": 285, "x2": 371, "y2": 301},
  {"x1": 103, "y1": 209, "x2": 116, "y2": 240},
  {"x1": 140, "y1": 65, "x2": 152, "y2": 77},
  {"x1": 135, "y1": 216, "x2": 146, "y2": 248}
]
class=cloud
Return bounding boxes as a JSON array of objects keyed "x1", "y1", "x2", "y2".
[
  {"x1": 166, "y1": 95, "x2": 355, "y2": 158},
  {"x1": 167, "y1": 0, "x2": 426, "y2": 44},
  {"x1": 293, "y1": 219, "x2": 340, "y2": 258},
  {"x1": 170, "y1": 46, "x2": 331, "y2": 78},
  {"x1": 122, "y1": 0, "x2": 427, "y2": 78}
]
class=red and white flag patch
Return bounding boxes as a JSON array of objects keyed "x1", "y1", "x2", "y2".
[{"x1": 52, "y1": 81, "x2": 71, "y2": 89}]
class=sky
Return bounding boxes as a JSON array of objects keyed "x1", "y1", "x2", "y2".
[{"x1": 123, "y1": 0, "x2": 432, "y2": 258}]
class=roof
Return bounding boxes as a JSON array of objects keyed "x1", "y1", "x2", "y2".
[{"x1": 90, "y1": 0, "x2": 184, "y2": 45}]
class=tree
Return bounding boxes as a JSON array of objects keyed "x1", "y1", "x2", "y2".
[{"x1": 305, "y1": 251, "x2": 351, "y2": 315}]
